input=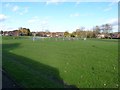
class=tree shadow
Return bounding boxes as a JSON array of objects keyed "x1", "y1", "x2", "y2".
[{"x1": 2, "y1": 43, "x2": 78, "y2": 89}]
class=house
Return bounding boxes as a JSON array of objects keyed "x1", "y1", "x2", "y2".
[
  {"x1": 97, "y1": 34, "x2": 105, "y2": 39},
  {"x1": 36, "y1": 32, "x2": 47, "y2": 37},
  {"x1": 31, "y1": 32, "x2": 36, "y2": 36},
  {"x1": 2, "y1": 30, "x2": 20, "y2": 36},
  {"x1": 3, "y1": 31, "x2": 9, "y2": 36},
  {"x1": 117, "y1": 33, "x2": 120, "y2": 38},
  {"x1": 12, "y1": 30, "x2": 19, "y2": 36},
  {"x1": 97, "y1": 33, "x2": 111, "y2": 39},
  {"x1": 51, "y1": 32, "x2": 56, "y2": 37},
  {"x1": 56, "y1": 32, "x2": 64, "y2": 37},
  {"x1": 51, "y1": 32, "x2": 64, "y2": 37},
  {"x1": 46, "y1": 32, "x2": 52, "y2": 37},
  {"x1": 111, "y1": 32, "x2": 120, "y2": 39},
  {"x1": 35, "y1": 31, "x2": 64, "y2": 37}
]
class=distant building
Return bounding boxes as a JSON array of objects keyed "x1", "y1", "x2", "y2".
[
  {"x1": 35, "y1": 31, "x2": 64, "y2": 37},
  {"x1": 12, "y1": 30, "x2": 19, "y2": 36},
  {"x1": 111, "y1": 32, "x2": 120, "y2": 39},
  {"x1": 3, "y1": 31, "x2": 9, "y2": 36},
  {"x1": 97, "y1": 34, "x2": 106, "y2": 39},
  {"x1": 2, "y1": 30, "x2": 19, "y2": 36},
  {"x1": 117, "y1": 33, "x2": 120, "y2": 38},
  {"x1": 97, "y1": 34, "x2": 111, "y2": 39}
]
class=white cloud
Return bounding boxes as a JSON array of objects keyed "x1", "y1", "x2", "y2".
[
  {"x1": 1, "y1": 0, "x2": 120, "y2": 2},
  {"x1": 28, "y1": 17, "x2": 39, "y2": 23},
  {"x1": 0, "y1": 25, "x2": 6, "y2": 30},
  {"x1": 6, "y1": 27, "x2": 18, "y2": 31},
  {"x1": 27, "y1": 16, "x2": 50, "y2": 31},
  {"x1": 75, "y1": 0, "x2": 82, "y2": 6},
  {"x1": 108, "y1": 1, "x2": 117, "y2": 7},
  {"x1": 46, "y1": 0, "x2": 59, "y2": 5},
  {"x1": 0, "y1": 24, "x2": 18, "y2": 31},
  {"x1": 0, "y1": 14, "x2": 8, "y2": 22},
  {"x1": 101, "y1": 18, "x2": 118, "y2": 32},
  {"x1": 111, "y1": 25, "x2": 118, "y2": 32},
  {"x1": 28, "y1": 16, "x2": 49, "y2": 25},
  {"x1": 106, "y1": 18, "x2": 118, "y2": 26},
  {"x1": 28, "y1": 19, "x2": 37, "y2": 23},
  {"x1": 41, "y1": 20, "x2": 48, "y2": 25},
  {"x1": 104, "y1": 7, "x2": 112, "y2": 12},
  {"x1": 46, "y1": 0, "x2": 66, "y2": 5},
  {"x1": 70, "y1": 13, "x2": 94, "y2": 17},
  {"x1": 24, "y1": 7, "x2": 29, "y2": 13},
  {"x1": 5, "y1": 3, "x2": 11, "y2": 8},
  {"x1": 70, "y1": 13, "x2": 80, "y2": 17},
  {"x1": 103, "y1": 1, "x2": 117, "y2": 12},
  {"x1": 4, "y1": 3, "x2": 29, "y2": 15},
  {"x1": 12, "y1": 5, "x2": 19, "y2": 12},
  {"x1": 19, "y1": 7, "x2": 29, "y2": 15}
]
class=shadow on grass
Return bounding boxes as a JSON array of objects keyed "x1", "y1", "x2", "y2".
[{"x1": 2, "y1": 43, "x2": 78, "y2": 88}]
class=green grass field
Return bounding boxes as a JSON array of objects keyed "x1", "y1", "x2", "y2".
[{"x1": 2, "y1": 36, "x2": 119, "y2": 88}]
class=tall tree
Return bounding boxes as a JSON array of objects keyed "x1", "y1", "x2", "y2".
[
  {"x1": 104, "y1": 24, "x2": 112, "y2": 34},
  {"x1": 0, "y1": 30, "x2": 3, "y2": 34},
  {"x1": 100, "y1": 24, "x2": 112, "y2": 34},
  {"x1": 76, "y1": 27, "x2": 85, "y2": 38},
  {"x1": 64, "y1": 31, "x2": 70, "y2": 37},
  {"x1": 18, "y1": 27, "x2": 31, "y2": 36},
  {"x1": 71, "y1": 31, "x2": 76, "y2": 37},
  {"x1": 86, "y1": 31, "x2": 94, "y2": 38},
  {"x1": 93, "y1": 26, "x2": 100, "y2": 35},
  {"x1": 101, "y1": 24, "x2": 105, "y2": 33},
  {"x1": 26, "y1": 28, "x2": 30, "y2": 36},
  {"x1": 76, "y1": 29, "x2": 81, "y2": 37}
]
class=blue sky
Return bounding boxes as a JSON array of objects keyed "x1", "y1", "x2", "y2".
[{"x1": 0, "y1": 1, "x2": 118, "y2": 32}]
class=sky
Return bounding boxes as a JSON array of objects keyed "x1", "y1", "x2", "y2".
[{"x1": 0, "y1": 0, "x2": 118, "y2": 32}]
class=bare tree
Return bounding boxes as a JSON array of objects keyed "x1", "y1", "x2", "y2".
[
  {"x1": 104, "y1": 24, "x2": 112, "y2": 34},
  {"x1": 76, "y1": 27, "x2": 85, "y2": 38},
  {"x1": 100, "y1": 24, "x2": 112, "y2": 34},
  {"x1": 93, "y1": 26, "x2": 100, "y2": 35}
]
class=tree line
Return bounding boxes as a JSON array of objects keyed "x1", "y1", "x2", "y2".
[
  {"x1": 0, "y1": 23, "x2": 113, "y2": 38},
  {"x1": 1, "y1": 27, "x2": 31, "y2": 36},
  {"x1": 64, "y1": 23, "x2": 113, "y2": 38}
]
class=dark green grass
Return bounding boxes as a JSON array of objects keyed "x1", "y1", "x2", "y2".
[{"x1": 2, "y1": 36, "x2": 118, "y2": 88}]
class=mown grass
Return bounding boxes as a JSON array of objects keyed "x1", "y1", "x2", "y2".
[{"x1": 2, "y1": 36, "x2": 119, "y2": 88}]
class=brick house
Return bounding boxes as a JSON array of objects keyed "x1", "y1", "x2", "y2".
[
  {"x1": 3, "y1": 30, "x2": 19, "y2": 36},
  {"x1": 35, "y1": 32, "x2": 64, "y2": 37}
]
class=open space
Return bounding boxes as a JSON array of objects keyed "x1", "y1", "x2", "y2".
[
  {"x1": 2, "y1": 36, "x2": 119, "y2": 88},
  {"x1": 1, "y1": 1, "x2": 119, "y2": 89}
]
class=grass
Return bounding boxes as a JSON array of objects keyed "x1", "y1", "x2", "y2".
[{"x1": 2, "y1": 36, "x2": 119, "y2": 88}]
